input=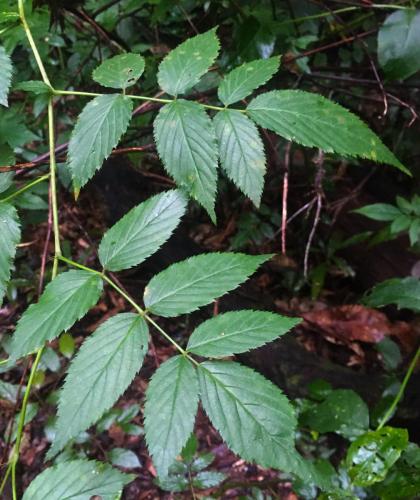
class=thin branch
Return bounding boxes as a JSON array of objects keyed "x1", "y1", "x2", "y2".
[
  {"x1": 304, "y1": 150, "x2": 325, "y2": 278},
  {"x1": 281, "y1": 142, "x2": 292, "y2": 255}
]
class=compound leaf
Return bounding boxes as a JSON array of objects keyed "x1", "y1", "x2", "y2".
[
  {"x1": 247, "y1": 90, "x2": 407, "y2": 173},
  {"x1": 144, "y1": 356, "x2": 199, "y2": 477},
  {"x1": 99, "y1": 190, "x2": 187, "y2": 272},
  {"x1": 158, "y1": 29, "x2": 219, "y2": 95},
  {"x1": 198, "y1": 361, "x2": 302, "y2": 473},
  {"x1": 22, "y1": 459, "x2": 133, "y2": 500},
  {"x1": 218, "y1": 56, "x2": 280, "y2": 105},
  {"x1": 92, "y1": 53, "x2": 145, "y2": 89},
  {"x1": 214, "y1": 109, "x2": 266, "y2": 206},
  {"x1": 154, "y1": 99, "x2": 218, "y2": 221},
  {"x1": 378, "y1": 10, "x2": 420, "y2": 81},
  {"x1": 48, "y1": 313, "x2": 148, "y2": 458},
  {"x1": 68, "y1": 94, "x2": 133, "y2": 190},
  {"x1": 0, "y1": 46, "x2": 12, "y2": 106},
  {"x1": 10, "y1": 270, "x2": 103, "y2": 360},
  {"x1": 0, "y1": 203, "x2": 20, "y2": 307},
  {"x1": 144, "y1": 253, "x2": 271, "y2": 317},
  {"x1": 187, "y1": 310, "x2": 299, "y2": 357}
]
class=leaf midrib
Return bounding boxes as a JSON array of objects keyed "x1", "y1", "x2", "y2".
[{"x1": 147, "y1": 259, "x2": 248, "y2": 307}]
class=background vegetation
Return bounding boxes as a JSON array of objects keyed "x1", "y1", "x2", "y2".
[{"x1": 0, "y1": 0, "x2": 419, "y2": 498}]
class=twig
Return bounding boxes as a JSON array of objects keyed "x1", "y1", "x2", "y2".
[
  {"x1": 386, "y1": 92, "x2": 419, "y2": 127},
  {"x1": 304, "y1": 150, "x2": 325, "y2": 278},
  {"x1": 288, "y1": 29, "x2": 376, "y2": 61},
  {"x1": 281, "y1": 142, "x2": 292, "y2": 255}
]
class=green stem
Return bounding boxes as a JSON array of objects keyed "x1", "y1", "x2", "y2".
[
  {"x1": 144, "y1": 314, "x2": 194, "y2": 361},
  {"x1": 128, "y1": 94, "x2": 173, "y2": 104},
  {"x1": 53, "y1": 89, "x2": 102, "y2": 98},
  {"x1": 53, "y1": 88, "x2": 242, "y2": 113},
  {"x1": 6, "y1": 8, "x2": 62, "y2": 495},
  {"x1": 0, "y1": 174, "x2": 50, "y2": 203},
  {"x1": 276, "y1": 1, "x2": 413, "y2": 28},
  {"x1": 377, "y1": 345, "x2": 420, "y2": 430},
  {"x1": 102, "y1": 274, "x2": 145, "y2": 316},
  {"x1": 56, "y1": 256, "x2": 195, "y2": 362},
  {"x1": 10, "y1": 348, "x2": 44, "y2": 500},
  {"x1": 57, "y1": 254, "x2": 103, "y2": 275},
  {"x1": 48, "y1": 99, "x2": 62, "y2": 276},
  {"x1": 17, "y1": 0, "x2": 52, "y2": 87},
  {"x1": 371, "y1": 3, "x2": 415, "y2": 10}
]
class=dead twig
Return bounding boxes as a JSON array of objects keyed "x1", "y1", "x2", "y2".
[
  {"x1": 281, "y1": 142, "x2": 292, "y2": 255},
  {"x1": 304, "y1": 150, "x2": 325, "y2": 278}
]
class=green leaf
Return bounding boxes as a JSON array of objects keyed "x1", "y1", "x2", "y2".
[
  {"x1": 108, "y1": 448, "x2": 141, "y2": 469},
  {"x1": 181, "y1": 434, "x2": 198, "y2": 463},
  {"x1": 214, "y1": 109, "x2": 266, "y2": 206},
  {"x1": 376, "y1": 338, "x2": 402, "y2": 371},
  {"x1": 218, "y1": 56, "x2": 280, "y2": 105},
  {"x1": 373, "y1": 443, "x2": 420, "y2": 500},
  {"x1": 10, "y1": 270, "x2": 103, "y2": 360},
  {"x1": 247, "y1": 90, "x2": 407, "y2": 173},
  {"x1": 158, "y1": 28, "x2": 220, "y2": 95},
  {"x1": 390, "y1": 214, "x2": 412, "y2": 234},
  {"x1": 22, "y1": 459, "x2": 133, "y2": 500},
  {"x1": 0, "y1": 203, "x2": 20, "y2": 307},
  {"x1": 378, "y1": 10, "x2": 420, "y2": 81},
  {"x1": 15, "y1": 80, "x2": 51, "y2": 95},
  {"x1": 364, "y1": 277, "x2": 420, "y2": 312},
  {"x1": 99, "y1": 190, "x2": 187, "y2": 272},
  {"x1": 0, "y1": 379, "x2": 22, "y2": 403},
  {"x1": 144, "y1": 253, "x2": 271, "y2": 317},
  {"x1": 48, "y1": 313, "x2": 148, "y2": 457},
  {"x1": 0, "y1": 46, "x2": 12, "y2": 106},
  {"x1": 198, "y1": 360, "x2": 301, "y2": 472},
  {"x1": 68, "y1": 94, "x2": 133, "y2": 190},
  {"x1": 346, "y1": 426, "x2": 408, "y2": 486},
  {"x1": 0, "y1": 107, "x2": 38, "y2": 148},
  {"x1": 0, "y1": 142, "x2": 15, "y2": 166},
  {"x1": 144, "y1": 355, "x2": 199, "y2": 476},
  {"x1": 92, "y1": 53, "x2": 145, "y2": 89},
  {"x1": 193, "y1": 470, "x2": 227, "y2": 489},
  {"x1": 58, "y1": 332, "x2": 75, "y2": 358},
  {"x1": 353, "y1": 203, "x2": 401, "y2": 221},
  {"x1": 187, "y1": 310, "x2": 299, "y2": 357},
  {"x1": 154, "y1": 100, "x2": 218, "y2": 221},
  {"x1": 300, "y1": 389, "x2": 369, "y2": 439},
  {"x1": 409, "y1": 218, "x2": 420, "y2": 246}
]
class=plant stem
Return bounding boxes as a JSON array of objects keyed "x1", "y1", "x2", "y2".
[
  {"x1": 277, "y1": 1, "x2": 414, "y2": 27},
  {"x1": 17, "y1": 0, "x2": 51, "y2": 87},
  {"x1": 53, "y1": 88, "x2": 241, "y2": 113},
  {"x1": 53, "y1": 89, "x2": 102, "y2": 98},
  {"x1": 57, "y1": 255, "x2": 103, "y2": 275},
  {"x1": 128, "y1": 94, "x2": 173, "y2": 104},
  {"x1": 102, "y1": 274, "x2": 145, "y2": 316},
  {"x1": 56, "y1": 256, "x2": 196, "y2": 362},
  {"x1": 0, "y1": 174, "x2": 50, "y2": 203},
  {"x1": 48, "y1": 99, "x2": 62, "y2": 276},
  {"x1": 5, "y1": 8, "x2": 62, "y2": 494},
  {"x1": 144, "y1": 314, "x2": 193, "y2": 361},
  {"x1": 377, "y1": 345, "x2": 420, "y2": 430},
  {"x1": 10, "y1": 348, "x2": 43, "y2": 500}
]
